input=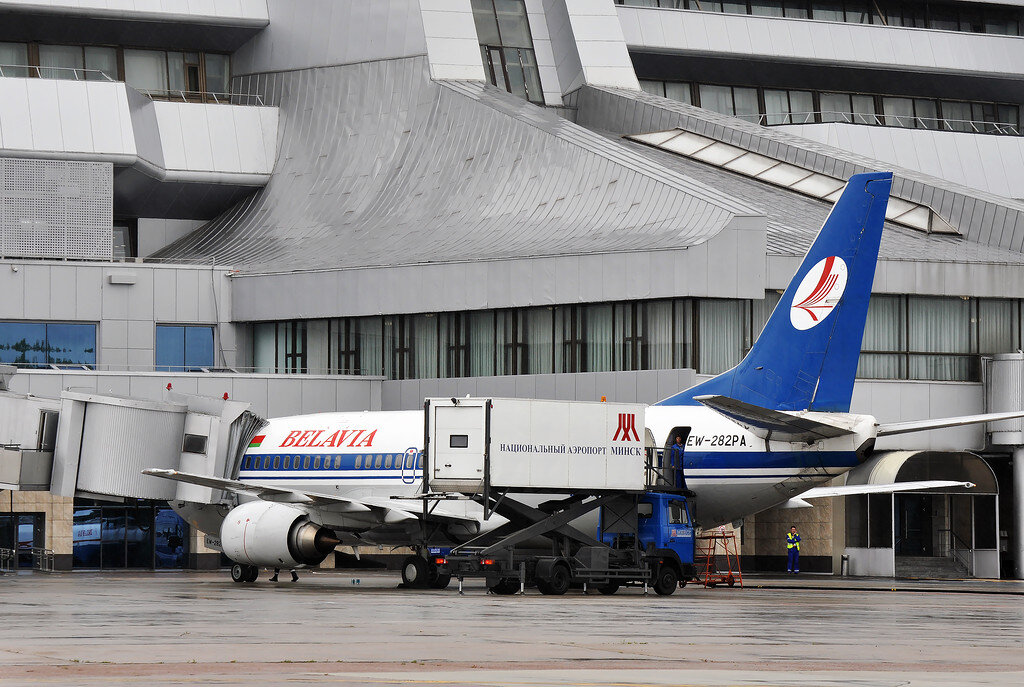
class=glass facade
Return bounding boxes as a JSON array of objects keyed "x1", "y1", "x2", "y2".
[
  {"x1": 472, "y1": 0, "x2": 544, "y2": 104},
  {"x1": 250, "y1": 293, "x2": 1024, "y2": 383},
  {"x1": 639, "y1": 79, "x2": 1021, "y2": 135},
  {"x1": 617, "y1": 0, "x2": 1023, "y2": 36},
  {"x1": 0, "y1": 512, "x2": 44, "y2": 568},
  {"x1": 0, "y1": 322, "x2": 96, "y2": 368},
  {"x1": 155, "y1": 325, "x2": 215, "y2": 371},
  {"x1": 72, "y1": 500, "x2": 189, "y2": 569}
]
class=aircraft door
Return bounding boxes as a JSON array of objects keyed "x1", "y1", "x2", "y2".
[
  {"x1": 663, "y1": 427, "x2": 691, "y2": 490},
  {"x1": 401, "y1": 447, "x2": 419, "y2": 485}
]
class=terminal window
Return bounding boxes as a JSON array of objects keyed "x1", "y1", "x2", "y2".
[
  {"x1": 0, "y1": 322, "x2": 95, "y2": 369},
  {"x1": 155, "y1": 325, "x2": 215, "y2": 372}
]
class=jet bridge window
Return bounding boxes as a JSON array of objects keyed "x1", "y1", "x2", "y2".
[{"x1": 449, "y1": 434, "x2": 469, "y2": 448}]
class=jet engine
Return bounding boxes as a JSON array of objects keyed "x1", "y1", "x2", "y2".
[{"x1": 220, "y1": 501, "x2": 339, "y2": 568}]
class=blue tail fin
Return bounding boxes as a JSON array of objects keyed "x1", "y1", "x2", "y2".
[{"x1": 658, "y1": 172, "x2": 893, "y2": 412}]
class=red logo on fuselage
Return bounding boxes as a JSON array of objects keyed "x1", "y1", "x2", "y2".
[
  {"x1": 280, "y1": 429, "x2": 377, "y2": 449},
  {"x1": 613, "y1": 413, "x2": 640, "y2": 442}
]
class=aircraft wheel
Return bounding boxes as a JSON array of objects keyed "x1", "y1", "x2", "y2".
[
  {"x1": 596, "y1": 581, "x2": 620, "y2": 595},
  {"x1": 401, "y1": 555, "x2": 429, "y2": 588},
  {"x1": 488, "y1": 579, "x2": 519, "y2": 595},
  {"x1": 541, "y1": 564, "x2": 570, "y2": 596},
  {"x1": 653, "y1": 565, "x2": 679, "y2": 596},
  {"x1": 231, "y1": 564, "x2": 246, "y2": 583},
  {"x1": 243, "y1": 565, "x2": 259, "y2": 583}
]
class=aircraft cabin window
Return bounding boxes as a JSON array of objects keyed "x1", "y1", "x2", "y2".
[
  {"x1": 354, "y1": 455, "x2": 362, "y2": 469},
  {"x1": 385, "y1": 455, "x2": 392, "y2": 469},
  {"x1": 284, "y1": 455, "x2": 292, "y2": 469},
  {"x1": 273, "y1": 456, "x2": 280, "y2": 470},
  {"x1": 374, "y1": 455, "x2": 383, "y2": 469},
  {"x1": 313, "y1": 456, "x2": 321, "y2": 469},
  {"x1": 303, "y1": 455, "x2": 311, "y2": 469},
  {"x1": 417, "y1": 455, "x2": 423, "y2": 469},
  {"x1": 637, "y1": 503, "x2": 653, "y2": 518},
  {"x1": 262, "y1": 456, "x2": 270, "y2": 470}
]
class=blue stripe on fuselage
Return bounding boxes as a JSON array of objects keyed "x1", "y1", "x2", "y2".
[{"x1": 685, "y1": 451, "x2": 859, "y2": 470}]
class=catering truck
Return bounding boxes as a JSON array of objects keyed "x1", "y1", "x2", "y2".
[{"x1": 422, "y1": 397, "x2": 696, "y2": 596}]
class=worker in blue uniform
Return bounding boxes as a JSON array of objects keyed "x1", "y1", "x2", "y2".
[
  {"x1": 786, "y1": 526, "x2": 801, "y2": 574},
  {"x1": 668, "y1": 435, "x2": 686, "y2": 490}
]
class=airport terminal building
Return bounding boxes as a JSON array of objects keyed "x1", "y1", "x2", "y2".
[{"x1": 2, "y1": 0, "x2": 1024, "y2": 579}]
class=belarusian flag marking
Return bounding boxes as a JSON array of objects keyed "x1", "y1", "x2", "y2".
[{"x1": 249, "y1": 435, "x2": 265, "y2": 448}]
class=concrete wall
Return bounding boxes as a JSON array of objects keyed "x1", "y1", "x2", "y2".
[
  {"x1": 231, "y1": 0, "x2": 428, "y2": 76},
  {"x1": 616, "y1": 5, "x2": 1024, "y2": 79},
  {"x1": 0, "y1": 260, "x2": 238, "y2": 371},
  {"x1": 381, "y1": 368, "x2": 698, "y2": 410}
]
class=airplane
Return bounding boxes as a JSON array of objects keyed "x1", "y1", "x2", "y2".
[{"x1": 145, "y1": 171, "x2": 1024, "y2": 587}]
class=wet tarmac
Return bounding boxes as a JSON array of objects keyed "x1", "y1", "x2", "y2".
[{"x1": 0, "y1": 570, "x2": 1022, "y2": 686}]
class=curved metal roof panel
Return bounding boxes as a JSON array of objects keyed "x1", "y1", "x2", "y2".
[{"x1": 154, "y1": 57, "x2": 756, "y2": 271}]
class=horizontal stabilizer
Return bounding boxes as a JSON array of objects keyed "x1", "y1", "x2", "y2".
[
  {"x1": 799, "y1": 480, "x2": 974, "y2": 499},
  {"x1": 694, "y1": 395, "x2": 856, "y2": 443},
  {"x1": 877, "y1": 410, "x2": 1024, "y2": 436}
]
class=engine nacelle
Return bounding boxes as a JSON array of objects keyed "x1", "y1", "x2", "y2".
[{"x1": 220, "y1": 501, "x2": 339, "y2": 568}]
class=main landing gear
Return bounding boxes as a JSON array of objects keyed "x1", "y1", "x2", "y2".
[
  {"x1": 401, "y1": 554, "x2": 452, "y2": 590},
  {"x1": 230, "y1": 563, "x2": 259, "y2": 583}
]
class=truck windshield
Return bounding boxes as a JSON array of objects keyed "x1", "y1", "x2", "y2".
[{"x1": 637, "y1": 503, "x2": 653, "y2": 518}]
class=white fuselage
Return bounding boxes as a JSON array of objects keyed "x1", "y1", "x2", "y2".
[{"x1": 204, "y1": 405, "x2": 875, "y2": 541}]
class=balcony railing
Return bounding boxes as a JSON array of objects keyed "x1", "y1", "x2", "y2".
[
  {"x1": 736, "y1": 110, "x2": 1021, "y2": 135},
  {"x1": 137, "y1": 89, "x2": 266, "y2": 106},
  {"x1": 0, "y1": 64, "x2": 115, "y2": 81},
  {"x1": 0, "y1": 64, "x2": 264, "y2": 106}
]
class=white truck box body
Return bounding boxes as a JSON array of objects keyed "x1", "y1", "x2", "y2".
[{"x1": 428, "y1": 397, "x2": 647, "y2": 492}]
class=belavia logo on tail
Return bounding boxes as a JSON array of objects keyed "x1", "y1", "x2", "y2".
[
  {"x1": 613, "y1": 413, "x2": 640, "y2": 441},
  {"x1": 790, "y1": 256, "x2": 848, "y2": 331}
]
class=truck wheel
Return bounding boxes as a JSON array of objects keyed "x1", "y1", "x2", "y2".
[
  {"x1": 541, "y1": 564, "x2": 570, "y2": 596},
  {"x1": 653, "y1": 565, "x2": 679, "y2": 596},
  {"x1": 489, "y1": 579, "x2": 519, "y2": 595},
  {"x1": 401, "y1": 555, "x2": 429, "y2": 588},
  {"x1": 596, "y1": 582, "x2": 619, "y2": 595},
  {"x1": 426, "y1": 560, "x2": 452, "y2": 589}
]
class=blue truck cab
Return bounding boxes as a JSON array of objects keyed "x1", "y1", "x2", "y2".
[
  {"x1": 636, "y1": 492, "x2": 695, "y2": 567},
  {"x1": 597, "y1": 492, "x2": 696, "y2": 593}
]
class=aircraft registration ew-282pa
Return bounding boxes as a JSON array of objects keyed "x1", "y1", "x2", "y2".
[{"x1": 145, "y1": 171, "x2": 1024, "y2": 587}]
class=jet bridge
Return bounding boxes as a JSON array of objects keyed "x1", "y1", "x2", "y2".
[{"x1": 0, "y1": 366, "x2": 265, "y2": 503}]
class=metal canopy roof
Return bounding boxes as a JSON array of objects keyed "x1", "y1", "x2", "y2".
[{"x1": 153, "y1": 57, "x2": 758, "y2": 272}]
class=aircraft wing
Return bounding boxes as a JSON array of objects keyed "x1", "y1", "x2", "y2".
[
  {"x1": 780, "y1": 479, "x2": 975, "y2": 508},
  {"x1": 693, "y1": 395, "x2": 857, "y2": 443},
  {"x1": 142, "y1": 469, "x2": 477, "y2": 526}
]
